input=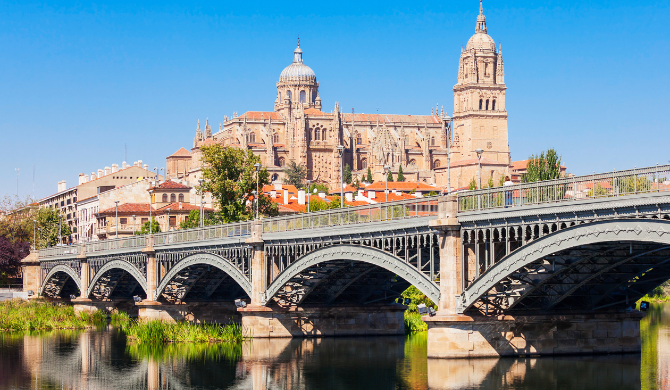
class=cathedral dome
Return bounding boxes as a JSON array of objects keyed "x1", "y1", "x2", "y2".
[
  {"x1": 279, "y1": 43, "x2": 316, "y2": 82},
  {"x1": 466, "y1": 32, "x2": 496, "y2": 52}
]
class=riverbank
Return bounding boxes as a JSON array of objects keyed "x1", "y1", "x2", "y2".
[
  {"x1": 111, "y1": 312, "x2": 246, "y2": 343},
  {"x1": 0, "y1": 299, "x2": 105, "y2": 331}
]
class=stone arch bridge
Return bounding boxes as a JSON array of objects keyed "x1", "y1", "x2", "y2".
[{"x1": 30, "y1": 165, "x2": 670, "y2": 357}]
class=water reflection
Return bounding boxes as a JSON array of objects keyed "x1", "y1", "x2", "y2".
[{"x1": 2, "y1": 304, "x2": 670, "y2": 389}]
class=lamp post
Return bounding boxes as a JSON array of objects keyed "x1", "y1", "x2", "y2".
[
  {"x1": 337, "y1": 145, "x2": 344, "y2": 208},
  {"x1": 166, "y1": 208, "x2": 171, "y2": 231},
  {"x1": 33, "y1": 219, "x2": 37, "y2": 250},
  {"x1": 114, "y1": 200, "x2": 119, "y2": 239},
  {"x1": 154, "y1": 167, "x2": 158, "y2": 182},
  {"x1": 198, "y1": 179, "x2": 205, "y2": 227},
  {"x1": 160, "y1": 168, "x2": 164, "y2": 184},
  {"x1": 475, "y1": 149, "x2": 484, "y2": 189},
  {"x1": 306, "y1": 179, "x2": 311, "y2": 213},
  {"x1": 384, "y1": 165, "x2": 391, "y2": 202},
  {"x1": 251, "y1": 190, "x2": 257, "y2": 219},
  {"x1": 58, "y1": 214, "x2": 62, "y2": 246},
  {"x1": 254, "y1": 163, "x2": 261, "y2": 219},
  {"x1": 132, "y1": 215, "x2": 136, "y2": 235},
  {"x1": 148, "y1": 189, "x2": 154, "y2": 234},
  {"x1": 446, "y1": 114, "x2": 453, "y2": 194}
]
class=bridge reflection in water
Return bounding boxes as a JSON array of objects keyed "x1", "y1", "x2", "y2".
[{"x1": 5, "y1": 311, "x2": 670, "y2": 390}]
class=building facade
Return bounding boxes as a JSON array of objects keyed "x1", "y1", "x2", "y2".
[{"x1": 167, "y1": 3, "x2": 510, "y2": 191}]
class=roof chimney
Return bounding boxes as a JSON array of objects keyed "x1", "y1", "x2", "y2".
[
  {"x1": 122, "y1": 161, "x2": 127, "y2": 169},
  {"x1": 143, "y1": 164, "x2": 148, "y2": 170},
  {"x1": 78, "y1": 173, "x2": 86, "y2": 185},
  {"x1": 57, "y1": 180, "x2": 66, "y2": 192},
  {"x1": 137, "y1": 160, "x2": 143, "y2": 167},
  {"x1": 111, "y1": 164, "x2": 119, "y2": 173},
  {"x1": 104, "y1": 166, "x2": 111, "y2": 175},
  {"x1": 298, "y1": 190, "x2": 305, "y2": 205},
  {"x1": 274, "y1": 181, "x2": 283, "y2": 192},
  {"x1": 97, "y1": 169, "x2": 104, "y2": 178},
  {"x1": 283, "y1": 189, "x2": 289, "y2": 205},
  {"x1": 91, "y1": 172, "x2": 97, "y2": 180}
]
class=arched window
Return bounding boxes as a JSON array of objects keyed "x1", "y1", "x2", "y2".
[
  {"x1": 433, "y1": 160, "x2": 441, "y2": 169},
  {"x1": 322, "y1": 129, "x2": 327, "y2": 140},
  {"x1": 356, "y1": 135, "x2": 362, "y2": 145},
  {"x1": 431, "y1": 137, "x2": 436, "y2": 146},
  {"x1": 479, "y1": 99, "x2": 483, "y2": 110},
  {"x1": 492, "y1": 100, "x2": 496, "y2": 110},
  {"x1": 361, "y1": 159, "x2": 367, "y2": 169},
  {"x1": 278, "y1": 92, "x2": 281, "y2": 101},
  {"x1": 162, "y1": 194, "x2": 168, "y2": 203},
  {"x1": 287, "y1": 90, "x2": 292, "y2": 101},
  {"x1": 278, "y1": 158, "x2": 286, "y2": 167},
  {"x1": 273, "y1": 133, "x2": 279, "y2": 143},
  {"x1": 248, "y1": 132, "x2": 256, "y2": 143},
  {"x1": 300, "y1": 90, "x2": 306, "y2": 103},
  {"x1": 409, "y1": 159, "x2": 417, "y2": 168},
  {"x1": 178, "y1": 194, "x2": 184, "y2": 202},
  {"x1": 314, "y1": 128, "x2": 321, "y2": 141},
  {"x1": 170, "y1": 194, "x2": 176, "y2": 203},
  {"x1": 485, "y1": 99, "x2": 489, "y2": 110}
]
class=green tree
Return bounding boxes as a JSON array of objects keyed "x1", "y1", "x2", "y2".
[
  {"x1": 200, "y1": 145, "x2": 278, "y2": 222},
  {"x1": 307, "y1": 183, "x2": 330, "y2": 195},
  {"x1": 387, "y1": 170, "x2": 394, "y2": 182},
  {"x1": 0, "y1": 195, "x2": 37, "y2": 247},
  {"x1": 522, "y1": 148, "x2": 562, "y2": 183},
  {"x1": 487, "y1": 175, "x2": 494, "y2": 189},
  {"x1": 343, "y1": 164, "x2": 352, "y2": 184},
  {"x1": 135, "y1": 219, "x2": 161, "y2": 235},
  {"x1": 179, "y1": 210, "x2": 219, "y2": 229},
  {"x1": 366, "y1": 167, "x2": 373, "y2": 183},
  {"x1": 468, "y1": 177, "x2": 477, "y2": 190},
  {"x1": 36, "y1": 208, "x2": 71, "y2": 247},
  {"x1": 397, "y1": 165, "x2": 405, "y2": 182},
  {"x1": 282, "y1": 160, "x2": 308, "y2": 187},
  {"x1": 307, "y1": 195, "x2": 341, "y2": 212}
]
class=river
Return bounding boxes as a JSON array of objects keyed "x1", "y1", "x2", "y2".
[{"x1": 2, "y1": 304, "x2": 670, "y2": 389}]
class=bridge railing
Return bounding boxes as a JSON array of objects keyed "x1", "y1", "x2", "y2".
[
  {"x1": 153, "y1": 221, "x2": 252, "y2": 246},
  {"x1": 38, "y1": 244, "x2": 83, "y2": 259},
  {"x1": 85, "y1": 235, "x2": 147, "y2": 253},
  {"x1": 458, "y1": 164, "x2": 670, "y2": 212},
  {"x1": 262, "y1": 196, "x2": 439, "y2": 233}
]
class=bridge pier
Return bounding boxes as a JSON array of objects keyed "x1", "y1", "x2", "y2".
[
  {"x1": 238, "y1": 305, "x2": 406, "y2": 337},
  {"x1": 424, "y1": 311, "x2": 644, "y2": 358}
]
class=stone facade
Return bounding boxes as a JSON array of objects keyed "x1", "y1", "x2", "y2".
[{"x1": 167, "y1": 4, "x2": 510, "y2": 191}]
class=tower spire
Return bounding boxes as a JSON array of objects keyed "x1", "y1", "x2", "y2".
[{"x1": 476, "y1": 0, "x2": 487, "y2": 33}]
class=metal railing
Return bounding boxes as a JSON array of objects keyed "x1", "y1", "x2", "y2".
[
  {"x1": 262, "y1": 196, "x2": 439, "y2": 233},
  {"x1": 38, "y1": 244, "x2": 83, "y2": 258},
  {"x1": 154, "y1": 222, "x2": 252, "y2": 246},
  {"x1": 458, "y1": 164, "x2": 670, "y2": 212},
  {"x1": 85, "y1": 235, "x2": 147, "y2": 253}
]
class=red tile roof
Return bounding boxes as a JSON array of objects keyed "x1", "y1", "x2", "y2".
[
  {"x1": 99, "y1": 203, "x2": 155, "y2": 215},
  {"x1": 238, "y1": 111, "x2": 283, "y2": 121},
  {"x1": 156, "y1": 203, "x2": 214, "y2": 213},
  {"x1": 169, "y1": 147, "x2": 192, "y2": 157},
  {"x1": 342, "y1": 113, "x2": 441, "y2": 124},
  {"x1": 304, "y1": 108, "x2": 328, "y2": 116},
  {"x1": 157, "y1": 180, "x2": 191, "y2": 190}
]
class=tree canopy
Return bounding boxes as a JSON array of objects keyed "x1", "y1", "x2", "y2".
[
  {"x1": 343, "y1": 164, "x2": 352, "y2": 185},
  {"x1": 282, "y1": 160, "x2": 308, "y2": 187},
  {"x1": 523, "y1": 149, "x2": 562, "y2": 183},
  {"x1": 200, "y1": 145, "x2": 278, "y2": 222},
  {"x1": 179, "y1": 210, "x2": 219, "y2": 229},
  {"x1": 135, "y1": 219, "x2": 161, "y2": 235},
  {"x1": 0, "y1": 235, "x2": 29, "y2": 280},
  {"x1": 397, "y1": 165, "x2": 405, "y2": 182},
  {"x1": 366, "y1": 167, "x2": 373, "y2": 183}
]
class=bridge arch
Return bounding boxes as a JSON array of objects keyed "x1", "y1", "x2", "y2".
[
  {"x1": 86, "y1": 260, "x2": 148, "y2": 299},
  {"x1": 263, "y1": 244, "x2": 440, "y2": 306},
  {"x1": 460, "y1": 219, "x2": 670, "y2": 315},
  {"x1": 42, "y1": 264, "x2": 81, "y2": 297},
  {"x1": 155, "y1": 252, "x2": 251, "y2": 302}
]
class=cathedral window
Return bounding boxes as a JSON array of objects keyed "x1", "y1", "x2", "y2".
[
  {"x1": 486, "y1": 100, "x2": 489, "y2": 110},
  {"x1": 315, "y1": 128, "x2": 321, "y2": 141},
  {"x1": 178, "y1": 194, "x2": 184, "y2": 202},
  {"x1": 278, "y1": 158, "x2": 286, "y2": 167},
  {"x1": 248, "y1": 132, "x2": 256, "y2": 143},
  {"x1": 361, "y1": 159, "x2": 367, "y2": 169},
  {"x1": 300, "y1": 90, "x2": 306, "y2": 103},
  {"x1": 431, "y1": 137, "x2": 436, "y2": 146},
  {"x1": 162, "y1": 194, "x2": 168, "y2": 203},
  {"x1": 479, "y1": 99, "x2": 483, "y2": 110},
  {"x1": 492, "y1": 100, "x2": 496, "y2": 110},
  {"x1": 433, "y1": 160, "x2": 441, "y2": 169},
  {"x1": 409, "y1": 159, "x2": 417, "y2": 168},
  {"x1": 287, "y1": 90, "x2": 292, "y2": 101},
  {"x1": 322, "y1": 129, "x2": 327, "y2": 140},
  {"x1": 356, "y1": 135, "x2": 362, "y2": 145},
  {"x1": 273, "y1": 133, "x2": 279, "y2": 143},
  {"x1": 170, "y1": 194, "x2": 176, "y2": 203}
]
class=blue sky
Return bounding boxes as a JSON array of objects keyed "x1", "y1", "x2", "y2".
[{"x1": 2, "y1": 0, "x2": 669, "y2": 199}]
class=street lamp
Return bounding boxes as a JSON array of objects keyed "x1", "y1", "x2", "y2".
[
  {"x1": 337, "y1": 145, "x2": 344, "y2": 208},
  {"x1": 160, "y1": 168, "x2": 164, "y2": 184},
  {"x1": 306, "y1": 179, "x2": 311, "y2": 213},
  {"x1": 198, "y1": 179, "x2": 205, "y2": 227},
  {"x1": 384, "y1": 165, "x2": 391, "y2": 202},
  {"x1": 446, "y1": 114, "x2": 453, "y2": 194},
  {"x1": 251, "y1": 190, "x2": 257, "y2": 219},
  {"x1": 166, "y1": 208, "x2": 171, "y2": 231},
  {"x1": 33, "y1": 220, "x2": 37, "y2": 250},
  {"x1": 475, "y1": 149, "x2": 484, "y2": 189},
  {"x1": 254, "y1": 163, "x2": 261, "y2": 219},
  {"x1": 114, "y1": 200, "x2": 120, "y2": 239},
  {"x1": 148, "y1": 189, "x2": 154, "y2": 234},
  {"x1": 132, "y1": 215, "x2": 136, "y2": 235},
  {"x1": 154, "y1": 167, "x2": 158, "y2": 182},
  {"x1": 58, "y1": 214, "x2": 62, "y2": 245}
]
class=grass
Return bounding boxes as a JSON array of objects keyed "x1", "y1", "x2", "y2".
[
  {"x1": 404, "y1": 311, "x2": 428, "y2": 333},
  {"x1": 111, "y1": 311, "x2": 246, "y2": 344},
  {"x1": 0, "y1": 299, "x2": 106, "y2": 331}
]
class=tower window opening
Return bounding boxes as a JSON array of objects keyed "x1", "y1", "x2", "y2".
[
  {"x1": 287, "y1": 90, "x2": 292, "y2": 101},
  {"x1": 485, "y1": 99, "x2": 489, "y2": 110},
  {"x1": 492, "y1": 100, "x2": 496, "y2": 110},
  {"x1": 322, "y1": 129, "x2": 327, "y2": 140},
  {"x1": 273, "y1": 133, "x2": 279, "y2": 143},
  {"x1": 300, "y1": 90, "x2": 306, "y2": 103},
  {"x1": 170, "y1": 194, "x2": 176, "y2": 203},
  {"x1": 479, "y1": 99, "x2": 483, "y2": 110},
  {"x1": 314, "y1": 128, "x2": 321, "y2": 141},
  {"x1": 361, "y1": 158, "x2": 367, "y2": 169},
  {"x1": 178, "y1": 194, "x2": 184, "y2": 202},
  {"x1": 431, "y1": 136, "x2": 436, "y2": 146},
  {"x1": 356, "y1": 135, "x2": 362, "y2": 145},
  {"x1": 278, "y1": 158, "x2": 286, "y2": 167}
]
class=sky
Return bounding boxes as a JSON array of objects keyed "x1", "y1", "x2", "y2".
[{"x1": 1, "y1": 0, "x2": 669, "y2": 200}]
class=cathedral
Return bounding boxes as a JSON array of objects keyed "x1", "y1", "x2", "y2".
[{"x1": 167, "y1": 2, "x2": 511, "y2": 191}]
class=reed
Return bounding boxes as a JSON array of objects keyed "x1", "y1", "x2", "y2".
[
  {"x1": 0, "y1": 299, "x2": 106, "y2": 331},
  {"x1": 404, "y1": 311, "x2": 428, "y2": 333},
  {"x1": 111, "y1": 312, "x2": 246, "y2": 344}
]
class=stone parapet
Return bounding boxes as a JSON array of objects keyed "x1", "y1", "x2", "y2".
[
  {"x1": 21, "y1": 251, "x2": 40, "y2": 297},
  {"x1": 239, "y1": 305, "x2": 406, "y2": 338},
  {"x1": 426, "y1": 311, "x2": 645, "y2": 358}
]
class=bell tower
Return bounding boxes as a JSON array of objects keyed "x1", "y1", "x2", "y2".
[{"x1": 452, "y1": 1, "x2": 509, "y2": 164}]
